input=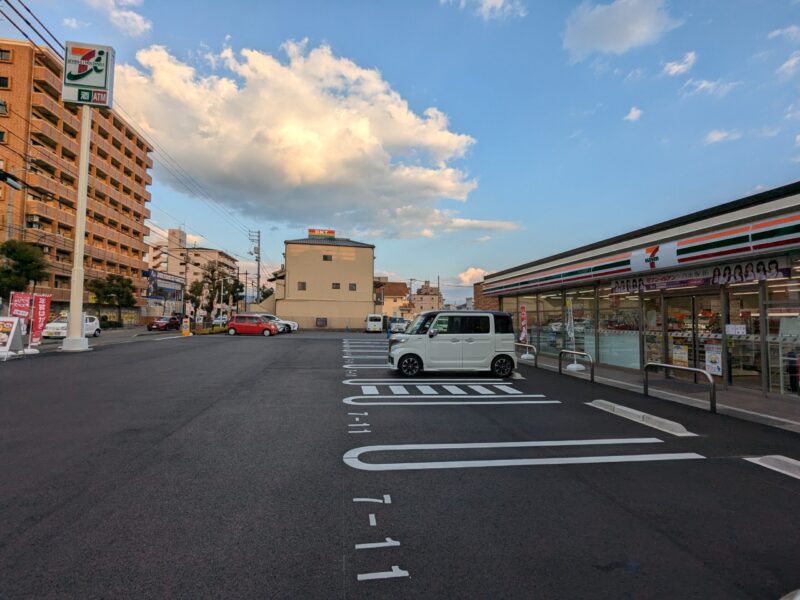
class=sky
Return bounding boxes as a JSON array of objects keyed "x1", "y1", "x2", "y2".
[{"x1": 4, "y1": 0, "x2": 800, "y2": 302}]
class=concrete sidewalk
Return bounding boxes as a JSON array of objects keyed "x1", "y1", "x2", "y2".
[{"x1": 519, "y1": 353, "x2": 800, "y2": 434}]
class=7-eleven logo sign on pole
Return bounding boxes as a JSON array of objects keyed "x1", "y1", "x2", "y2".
[{"x1": 62, "y1": 42, "x2": 115, "y2": 108}]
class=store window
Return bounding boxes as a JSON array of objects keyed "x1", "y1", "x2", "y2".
[
  {"x1": 727, "y1": 283, "x2": 762, "y2": 390},
  {"x1": 598, "y1": 286, "x2": 640, "y2": 369},
  {"x1": 766, "y1": 275, "x2": 800, "y2": 394},
  {"x1": 501, "y1": 296, "x2": 519, "y2": 331},
  {"x1": 565, "y1": 288, "x2": 596, "y2": 360},
  {"x1": 643, "y1": 291, "x2": 662, "y2": 364},
  {"x1": 539, "y1": 292, "x2": 564, "y2": 356}
]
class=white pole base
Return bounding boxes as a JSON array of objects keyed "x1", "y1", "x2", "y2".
[
  {"x1": 20, "y1": 348, "x2": 40, "y2": 355},
  {"x1": 520, "y1": 352, "x2": 535, "y2": 360},
  {"x1": 565, "y1": 363, "x2": 586, "y2": 372},
  {"x1": 61, "y1": 337, "x2": 92, "y2": 352}
]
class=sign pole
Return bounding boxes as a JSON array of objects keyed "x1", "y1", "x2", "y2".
[{"x1": 62, "y1": 105, "x2": 92, "y2": 352}]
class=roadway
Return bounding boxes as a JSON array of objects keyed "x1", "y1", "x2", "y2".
[{"x1": 1, "y1": 332, "x2": 798, "y2": 598}]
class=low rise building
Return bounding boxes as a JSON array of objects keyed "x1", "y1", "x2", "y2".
[
  {"x1": 378, "y1": 280, "x2": 412, "y2": 318},
  {"x1": 411, "y1": 280, "x2": 443, "y2": 314},
  {"x1": 267, "y1": 229, "x2": 379, "y2": 329}
]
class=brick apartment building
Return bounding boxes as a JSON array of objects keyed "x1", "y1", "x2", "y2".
[{"x1": 0, "y1": 38, "x2": 152, "y2": 318}]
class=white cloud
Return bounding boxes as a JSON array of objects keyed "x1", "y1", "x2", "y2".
[
  {"x1": 663, "y1": 51, "x2": 696, "y2": 76},
  {"x1": 441, "y1": 0, "x2": 527, "y2": 20},
  {"x1": 796, "y1": 133, "x2": 800, "y2": 146},
  {"x1": 62, "y1": 17, "x2": 89, "y2": 29},
  {"x1": 563, "y1": 0, "x2": 681, "y2": 62},
  {"x1": 704, "y1": 129, "x2": 741, "y2": 144},
  {"x1": 680, "y1": 78, "x2": 740, "y2": 97},
  {"x1": 792, "y1": 156, "x2": 800, "y2": 163},
  {"x1": 458, "y1": 266, "x2": 491, "y2": 285},
  {"x1": 754, "y1": 127, "x2": 780, "y2": 138},
  {"x1": 777, "y1": 51, "x2": 800, "y2": 78},
  {"x1": 116, "y1": 42, "x2": 509, "y2": 238},
  {"x1": 623, "y1": 106, "x2": 643, "y2": 121},
  {"x1": 624, "y1": 67, "x2": 645, "y2": 81},
  {"x1": 768, "y1": 25, "x2": 800, "y2": 42},
  {"x1": 476, "y1": 235, "x2": 492, "y2": 242},
  {"x1": 85, "y1": 0, "x2": 151, "y2": 36}
]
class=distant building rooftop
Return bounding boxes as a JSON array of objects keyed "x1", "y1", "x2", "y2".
[{"x1": 285, "y1": 237, "x2": 375, "y2": 249}]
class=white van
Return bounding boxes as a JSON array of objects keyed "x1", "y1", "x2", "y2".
[
  {"x1": 365, "y1": 314, "x2": 383, "y2": 332},
  {"x1": 388, "y1": 311, "x2": 516, "y2": 377}
]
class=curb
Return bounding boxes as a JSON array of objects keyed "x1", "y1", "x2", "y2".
[
  {"x1": 744, "y1": 455, "x2": 800, "y2": 481},
  {"x1": 586, "y1": 400, "x2": 696, "y2": 437}
]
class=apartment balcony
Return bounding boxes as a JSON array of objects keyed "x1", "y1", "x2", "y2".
[
  {"x1": 32, "y1": 65, "x2": 63, "y2": 98},
  {"x1": 26, "y1": 171, "x2": 76, "y2": 202},
  {"x1": 29, "y1": 117, "x2": 60, "y2": 147},
  {"x1": 31, "y1": 92, "x2": 79, "y2": 131}
]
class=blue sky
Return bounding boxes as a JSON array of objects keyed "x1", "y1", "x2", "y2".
[{"x1": 5, "y1": 0, "x2": 800, "y2": 301}]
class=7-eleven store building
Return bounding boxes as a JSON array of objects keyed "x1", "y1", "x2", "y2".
[{"x1": 484, "y1": 181, "x2": 800, "y2": 396}]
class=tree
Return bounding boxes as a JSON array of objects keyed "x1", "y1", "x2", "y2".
[
  {"x1": 257, "y1": 286, "x2": 274, "y2": 303},
  {"x1": 87, "y1": 274, "x2": 137, "y2": 323},
  {"x1": 226, "y1": 278, "x2": 245, "y2": 308},
  {"x1": 0, "y1": 240, "x2": 47, "y2": 300},
  {"x1": 185, "y1": 280, "x2": 204, "y2": 314}
]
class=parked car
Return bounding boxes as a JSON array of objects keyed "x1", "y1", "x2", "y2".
[
  {"x1": 43, "y1": 315, "x2": 101, "y2": 339},
  {"x1": 148, "y1": 316, "x2": 181, "y2": 331},
  {"x1": 389, "y1": 317, "x2": 408, "y2": 333},
  {"x1": 389, "y1": 310, "x2": 516, "y2": 377},
  {"x1": 227, "y1": 314, "x2": 279, "y2": 336},
  {"x1": 252, "y1": 313, "x2": 297, "y2": 333},
  {"x1": 365, "y1": 314, "x2": 383, "y2": 332},
  {"x1": 212, "y1": 315, "x2": 229, "y2": 327}
]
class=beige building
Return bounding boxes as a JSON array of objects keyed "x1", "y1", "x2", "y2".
[
  {"x1": 267, "y1": 232, "x2": 378, "y2": 329},
  {"x1": 0, "y1": 38, "x2": 152, "y2": 314},
  {"x1": 377, "y1": 280, "x2": 413, "y2": 318},
  {"x1": 411, "y1": 280, "x2": 443, "y2": 314}
]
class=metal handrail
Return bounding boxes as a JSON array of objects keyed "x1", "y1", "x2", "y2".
[
  {"x1": 514, "y1": 342, "x2": 538, "y2": 367},
  {"x1": 643, "y1": 362, "x2": 716, "y2": 414},
  {"x1": 558, "y1": 350, "x2": 595, "y2": 382}
]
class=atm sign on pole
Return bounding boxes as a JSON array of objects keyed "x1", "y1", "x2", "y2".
[{"x1": 62, "y1": 42, "x2": 115, "y2": 108}]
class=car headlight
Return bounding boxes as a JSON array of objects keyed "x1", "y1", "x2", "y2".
[{"x1": 389, "y1": 338, "x2": 407, "y2": 351}]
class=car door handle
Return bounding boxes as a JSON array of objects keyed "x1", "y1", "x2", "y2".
[
  {"x1": 465, "y1": 338, "x2": 474, "y2": 343},
  {"x1": 450, "y1": 338, "x2": 460, "y2": 343}
]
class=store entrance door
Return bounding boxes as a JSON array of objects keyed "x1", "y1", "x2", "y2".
[{"x1": 665, "y1": 294, "x2": 723, "y2": 379}]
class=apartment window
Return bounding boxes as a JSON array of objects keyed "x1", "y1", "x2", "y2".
[
  {"x1": 322, "y1": 254, "x2": 333, "y2": 261},
  {"x1": 0, "y1": 76, "x2": 9, "y2": 89},
  {"x1": 0, "y1": 49, "x2": 11, "y2": 62},
  {"x1": 349, "y1": 283, "x2": 357, "y2": 291},
  {"x1": 332, "y1": 282, "x2": 340, "y2": 290},
  {"x1": 0, "y1": 130, "x2": 5, "y2": 144},
  {"x1": 298, "y1": 281, "x2": 307, "y2": 291}
]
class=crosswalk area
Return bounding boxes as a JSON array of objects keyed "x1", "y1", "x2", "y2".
[{"x1": 356, "y1": 383, "x2": 526, "y2": 396}]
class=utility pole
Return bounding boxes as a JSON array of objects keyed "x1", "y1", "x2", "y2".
[
  {"x1": 243, "y1": 270, "x2": 248, "y2": 312},
  {"x1": 249, "y1": 230, "x2": 261, "y2": 304}
]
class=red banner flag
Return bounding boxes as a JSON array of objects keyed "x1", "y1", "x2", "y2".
[
  {"x1": 9, "y1": 292, "x2": 32, "y2": 324},
  {"x1": 30, "y1": 294, "x2": 52, "y2": 346}
]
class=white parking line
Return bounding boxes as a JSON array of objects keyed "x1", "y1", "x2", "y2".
[
  {"x1": 361, "y1": 386, "x2": 380, "y2": 395},
  {"x1": 343, "y1": 395, "x2": 557, "y2": 406},
  {"x1": 368, "y1": 513, "x2": 377, "y2": 526},
  {"x1": 494, "y1": 385, "x2": 522, "y2": 395},
  {"x1": 443, "y1": 385, "x2": 467, "y2": 395},
  {"x1": 357, "y1": 566, "x2": 409, "y2": 581},
  {"x1": 417, "y1": 385, "x2": 437, "y2": 395},
  {"x1": 468, "y1": 385, "x2": 493, "y2": 395},
  {"x1": 343, "y1": 438, "x2": 709, "y2": 472},
  {"x1": 343, "y1": 378, "x2": 506, "y2": 385},
  {"x1": 744, "y1": 455, "x2": 800, "y2": 481},
  {"x1": 343, "y1": 365, "x2": 392, "y2": 369},
  {"x1": 389, "y1": 385, "x2": 409, "y2": 395},
  {"x1": 355, "y1": 538, "x2": 401, "y2": 550}
]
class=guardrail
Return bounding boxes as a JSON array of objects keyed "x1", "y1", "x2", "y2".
[
  {"x1": 514, "y1": 342, "x2": 538, "y2": 367},
  {"x1": 558, "y1": 350, "x2": 595, "y2": 382},
  {"x1": 643, "y1": 362, "x2": 716, "y2": 414}
]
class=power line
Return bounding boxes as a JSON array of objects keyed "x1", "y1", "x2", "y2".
[{"x1": 1, "y1": 6, "x2": 257, "y2": 263}]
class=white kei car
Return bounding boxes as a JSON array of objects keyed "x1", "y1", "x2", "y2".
[
  {"x1": 253, "y1": 313, "x2": 298, "y2": 333},
  {"x1": 42, "y1": 315, "x2": 102, "y2": 339}
]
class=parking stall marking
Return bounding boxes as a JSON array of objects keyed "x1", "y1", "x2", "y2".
[
  {"x1": 355, "y1": 538, "x2": 401, "y2": 550},
  {"x1": 357, "y1": 566, "x2": 410, "y2": 582},
  {"x1": 389, "y1": 385, "x2": 409, "y2": 395},
  {"x1": 361, "y1": 386, "x2": 380, "y2": 395},
  {"x1": 442, "y1": 385, "x2": 467, "y2": 395},
  {"x1": 343, "y1": 396, "x2": 558, "y2": 406},
  {"x1": 417, "y1": 385, "x2": 437, "y2": 395},
  {"x1": 343, "y1": 437, "x2": 706, "y2": 471},
  {"x1": 343, "y1": 378, "x2": 507, "y2": 386},
  {"x1": 494, "y1": 385, "x2": 523, "y2": 395},
  {"x1": 467, "y1": 385, "x2": 494, "y2": 395}
]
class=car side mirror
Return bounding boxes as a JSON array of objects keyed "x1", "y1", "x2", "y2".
[{"x1": 428, "y1": 328, "x2": 439, "y2": 338}]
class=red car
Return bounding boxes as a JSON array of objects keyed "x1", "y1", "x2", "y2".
[
  {"x1": 148, "y1": 316, "x2": 181, "y2": 331},
  {"x1": 227, "y1": 314, "x2": 279, "y2": 337}
]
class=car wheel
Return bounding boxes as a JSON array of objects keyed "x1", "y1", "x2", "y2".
[
  {"x1": 263, "y1": 328, "x2": 271, "y2": 337},
  {"x1": 491, "y1": 355, "x2": 514, "y2": 378},
  {"x1": 228, "y1": 328, "x2": 237, "y2": 336},
  {"x1": 398, "y1": 354, "x2": 422, "y2": 377},
  {"x1": 93, "y1": 329, "x2": 101, "y2": 337}
]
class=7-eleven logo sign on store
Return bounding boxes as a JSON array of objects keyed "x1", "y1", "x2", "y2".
[{"x1": 62, "y1": 41, "x2": 115, "y2": 107}]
